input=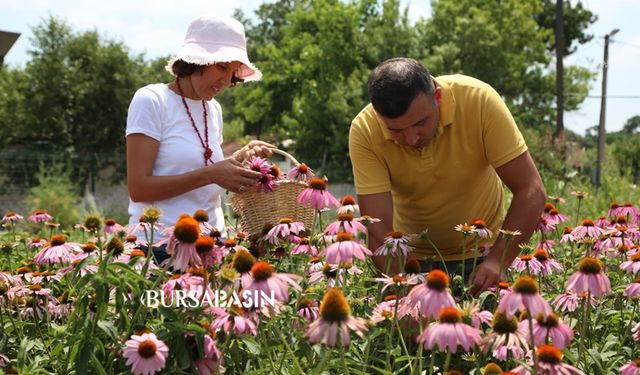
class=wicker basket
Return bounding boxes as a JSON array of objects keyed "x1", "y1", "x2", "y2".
[{"x1": 229, "y1": 149, "x2": 316, "y2": 235}]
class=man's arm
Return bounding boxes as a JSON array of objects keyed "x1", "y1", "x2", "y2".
[
  {"x1": 357, "y1": 192, "x2": 398, "y2": 273},
  {"x1": 469, "y1": 151, "x2": 546, "y2": 297}
]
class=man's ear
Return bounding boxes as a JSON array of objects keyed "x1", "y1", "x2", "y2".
[{"x1": 434, "y1": 87, "x2": 442, "y2": 105}]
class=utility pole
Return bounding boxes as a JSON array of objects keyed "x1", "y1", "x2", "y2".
[
  {"x1": 595, "y1": 28, "x2": 620, "y2": 187},
  {"x1": 555, "y1": 0, "x2": 564, "y2": 138}
]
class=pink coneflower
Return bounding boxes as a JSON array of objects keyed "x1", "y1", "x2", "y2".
[
  {"x1": 571, "y1": 219, "x2": 605, "y2": 240},
  {"x1": 615, "y1": 203, "x2": 639, "y2": 222},
  {"x1": 621, "y1": 253, "x2": 640, "y2": 275},
  {"x1": 543, "y1": 208, "x2": 568, "y2": 226},
  {"x1": 209, "y1": 306, "x2": 258, "y2": 336},
  {"x1": 625, "y1": 278, "x2": 640, "y2": 298},
  {"x1": 536, "y1": 217, "x2": 556, "y2": 233},
  {"x1": 297, "y1": 178, "x2": 340, "y2": 210},
  {"x1": 552, "y1": 291, "x2": 596, "y2": 313},
  {"x1": 512, "y1": 345, "x2": 584, "y2": 374},
  {"x1": 620, "y1": 359, "x2": 640, "y2": 375},
  {"x1": 375, "y1": 273, "x2": 419, "y2": 294},
  {"x1": 28, "y1": 209, "x2": 53, "y2": 223},
  {"x1": 292, "y1": 237, "x2": 318, "y2": 256},
  {"x1": 524, "y1": 313, "x2": 574, "y2": 349},
  {"x1": 370, "y1": 296, "x2": 404, "y2": 324},
  {"x1": 320, "y1": 232, "x2": 371, "y2": 264},
  {"x1": 460, "y1": 300, "x2": 493, "y2": 329},
  {"x1": 264, "y1": 217, "x2": 305, "y2": 245},
  {"x1": 27, "y1": 237, "x2": 47, "y2": 249},
  {"x1": 337, "y1": 195, "x2": 359, "y2": 215},
  {"x1": 123, "y1": 332, "x2": 169, "y2": 375},
  {"x1": 287, "y1": 163, "x2": 315, "y2": 182},
  {"x1": 560, "y1": 227, "x2": 575, "y2": 243},
  {"x1": 308, "y1": 263, "x2": 340, "y2": 287},
  {"x1": 0, "y1": 353, "x2": 8, "y2": 368},
  {"x1": 295, "y1": 297, "x2": 320, "y2": 328},
  {"x1": 104, "y1": 218, "x2": 124, "y2": 234},
  {"x1": 470, "y1": 218, "x2": 493, "y2": 238},
  {"x1": 510, "y1": 254, "x2": 543, "y2": 275},
  {"x1": 324, "y1": 213, "x2": 367, "y2": 236},
  {"x1": 245, "y1": 261, "x2": 302, "y2": 302},
  {"x1": 533, "y1": 248, "x2": 563, "y2": 276},
  {"x1": 497, "y1": 276, "x2": 552, "y2": 320},
  {"x1": 565, "y1": 257, "x2": 611, "y2": 297},
  {"x1": 374, "y1": 231, "x2": 413, "y2": 257},
  {"x1": 194, "y1": 236, "x2": 221, "y2": 268},
  {"x1": 406, "y1": 269, "x2": 456, "y2": 319},
  {"x1": 33, "y1": 235, "x2": 81, "y2": 265},
  {"x1": 246, "y1": 156, "x2": 275, "y2": 192},
  {"x1": 304, "y1": 288, "x2": 368, "y2": 347},
  {"x1": 230, "y1": 249, "x2": 256, "y2": 288},
  {"x1": 2, "y1": 211, "x2": 23, "y2": 223},
  {"x1": 166, "y1": 216, "x2": 202, "y2": 272},
  {"x1": 417, "y1": 306, "x2": 481, "y2": 353},
  {"x1": 482, "y1": 311, "x2": 529, "y2": 360}
]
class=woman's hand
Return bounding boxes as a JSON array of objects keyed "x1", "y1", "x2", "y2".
[
  {"x1": 233, "y1": 140, "x2": 277, "y2": 162},
  {"x1": 207, "y1": 159, "x2": 263, "y2": 193}
]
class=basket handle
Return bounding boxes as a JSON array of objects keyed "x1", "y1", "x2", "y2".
[{"x1": 270, "y1": 149, "x2": 301, "y2": 167}]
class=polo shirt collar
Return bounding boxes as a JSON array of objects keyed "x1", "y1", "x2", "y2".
[{"x1": 378, "y1": 76, "x2": 456, "y2": 141}]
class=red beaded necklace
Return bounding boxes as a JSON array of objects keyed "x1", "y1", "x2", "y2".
[{"x1": 176, "y1": 77, "x2": 213, "y2": 165}]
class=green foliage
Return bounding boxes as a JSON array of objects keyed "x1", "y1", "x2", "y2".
[{"x1": 24, "y1": 162, "x2": 80, "y2": 228}]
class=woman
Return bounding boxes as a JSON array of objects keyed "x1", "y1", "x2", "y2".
[{"x1": 126, "y1": 14, "x2": 275, "y2": 260}]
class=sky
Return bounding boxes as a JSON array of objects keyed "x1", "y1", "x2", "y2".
[{"x1": 1, "y1": 0, "x2": 638, "y2": 136}]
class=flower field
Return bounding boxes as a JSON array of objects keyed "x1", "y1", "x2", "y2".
[{"x1": 0, "y1": 160, "x2": 640, "y2": 374}]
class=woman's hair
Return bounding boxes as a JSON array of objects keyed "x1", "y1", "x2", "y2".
[
  {"x1": 171, "y1": 59, "x2": 244, "y2": 86},
  {"x1": 368, "y1": 57, "x2": 435, "y2": 118}
]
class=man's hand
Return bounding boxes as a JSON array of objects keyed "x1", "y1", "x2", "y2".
[{"x1": 468, "y1": 257, "x2": 501, "y2": 297}]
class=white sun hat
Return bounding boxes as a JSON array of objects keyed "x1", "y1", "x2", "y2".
[{"x1": 165, "y1": 14, "x2": 262, "y2": 82}]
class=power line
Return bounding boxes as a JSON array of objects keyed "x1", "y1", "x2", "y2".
[
  {"x1": 612, "y1": 40, "x2": 640, "y2": 50},
  {"x1": 565, "y1": 93, "x2": 640, "y2": 99}
]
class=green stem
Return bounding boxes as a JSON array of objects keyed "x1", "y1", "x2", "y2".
[
  {"x1": 279, "y1": 329, "x2": 304, "y2": 374},
  {"x1": 528, "y1": 314, "x2": 539, "y2": 375}
]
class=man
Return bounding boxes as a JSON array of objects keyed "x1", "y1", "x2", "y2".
[{"x1": 349, "y1": 57, "x2": 546, "y2": 296}]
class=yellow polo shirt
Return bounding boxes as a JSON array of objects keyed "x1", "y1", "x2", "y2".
[{"x1": 349, "y1": 74, "x2": 527, "y2": 261}]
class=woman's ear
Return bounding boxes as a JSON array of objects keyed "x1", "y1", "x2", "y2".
[{"x1": 434, "y1": 87, "x2": 442, "y2": 105}]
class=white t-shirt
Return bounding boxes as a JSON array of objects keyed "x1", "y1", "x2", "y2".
[{"x1": 126, "y1": 83, "x2": 225, "y2": 241}]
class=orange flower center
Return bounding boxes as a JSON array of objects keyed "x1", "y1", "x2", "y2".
[
  {"x1": 513, "y1": 276, "x2": 539, "y2": 294},
  {"x1": 319, "y1": 288, "x2": 350, "y2": 322},
  {"x1": 610, "y1": 201, "x2": 620, "y2": 209},
  {"x1": 105, "y1": 218, "x2": 116, "y2": 226},
  {"x1": 578, "y1": 257, "x2": 602, "y2": 274},
  {"x1": 297, "y1": 163, "x2": 309, "y2": 174},
  {"x1": 296, "y1": 297, "x2": 314, "y2": 310},
  {"x1": 537, "y1": 345, "x2": 563, "y2": 364},
  {"x1": 173, "y1": 217, "x2": 200, "y2": 243},
  {"x1": 438, "y1": 307, "x2": 461, "y2": 323},
  {"x1": 34, "y1": 209, "x2": 46, "y2": 215},
  {"x1": 126, "y1": 235, "x2": 138, "y2": 243},
  {"x1": 384, "y1": 294, "x2": 397, "y2": 301},
  {"x1": 544, "y1": 202, "x2": 555, "y2": 213},
  {"x1": 341, "y1": 195, "x2": 356, "y2": 205},
  {"x1": 549, "y1": 208, "x2": 559, "y2": 215},
  {"x1": 251, "y1": 261, "x2": 274, "y2": 281},
  {"x1": 322, "y1": 263, "x2": 337, "y2": 278},
  {"x1": 298, "y1": 237, "x2": 310, "y2": 245},
  {"x1": 278, "y1": 217, "x2": 293, "y2": 225},
  {"x1": 386, "y1": 230, "x2": 404, "y2": 239},
  {"x1": 137, "y1": 339, "x2": 158, "y2": 358},
  {"x1": 392, "y1": 274, "x2": 406, "y2": 283},
  {"x1": 483, "y1": 363, "x2": 503, "y2": 375},
  {"x1": 533, "y1": 249, "x2": 549, "y2": 261},
  {"x1": 195, "y1": 237, "x2": 214, "y2": 253},
  {"x1": 30, "y1": 237, "x2": 42, "y2": 243},
  {"x1": 130, "y1": 250, "x2": 145, "y2": 258},
  {"x1": 308, "y1": 177, "x2": 327, "y2": 190},
  {"x1": 224, "y1": 239, "x2": 237, "y2": 248},
  {"x1": 492, "y1": 312, "x2": 518, "y2": 334},
  {"x1": 562, "y1": 227, "x2": 573, "y2": 234},
  {"x1": 519, "y1": 254, "x2": 533, "y2": 262},
  {"x1": 82, "y1": 243, "x2": 97, "y2": 253},
  {"x1": 4, "y1": 211, "x2": 16, "y2": 217},
  {"x1": 336, "y1": 232, "x2": 354, "y2": 242},
  {"x1": 337, "y1": 213, "x2": 354, "y2": 222},
  {"x1": 581, "y1": 219, "x2": 595, "y2": 227},
  {"x1": 634, "y1": 359, "x2": 640, "y2": 366},
  {"x1": 188, "y1": 267, "x2": 206, "y2": 278},
  {"x1": 50, "y1": 234, "x2": 66, "y2": 246},
  {"x1": 310, "y1": 256, "x2": 321, "y2": 263},
  {"x1": 232, "y1": 249, "x2": 256, "y2": 274},
  {"x1": 193, "y1": 209, "x2": 209, "y2": 222},
  {"x1": 498, "y1": 280, "x2": 510, "y2": 289},
  {"x1": 28, "y1": 284, "x2": 42, "y2": 291},
  {"x1": 426, "y1": 269, "x2": 449, "y2": 291},
  {"x1": 632, "y1": 253, "x2": 640, "y2": 262},
  {"x1": 471, "y1": 218, "x2": 487, "y2": 228},
  {"x1": 616, "y1": 216, "x2": 628, "y2": 225},
  {"x1": 536, "y1": 313, "x2": 559, "y2": 328},
  {"x1": 16, "y1": 266, "x2": 30, "y2": 274}
]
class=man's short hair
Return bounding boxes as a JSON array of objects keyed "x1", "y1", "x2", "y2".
[{"x1": 368, "y1": 57, "x2": 435, "y2": 118}]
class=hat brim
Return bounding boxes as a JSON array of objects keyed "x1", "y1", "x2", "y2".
[{"x1": 165, "y1": 42, "x2": 262, "y2": 82}]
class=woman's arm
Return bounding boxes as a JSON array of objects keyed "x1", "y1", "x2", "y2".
[{"x1": 126, "y1": 133, "x2": 263, "y2": 202}]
